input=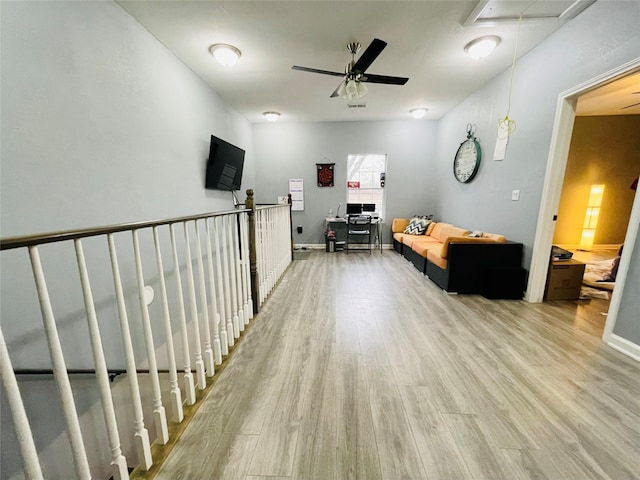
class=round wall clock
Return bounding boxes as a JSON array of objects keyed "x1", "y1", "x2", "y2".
[{"x1": 453, "y1": 123, "x2": 481, "y2": 183}]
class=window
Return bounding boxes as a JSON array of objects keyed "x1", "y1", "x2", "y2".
[{"x1": 347, "y1": 154, "x2": 387, "y2": 217}]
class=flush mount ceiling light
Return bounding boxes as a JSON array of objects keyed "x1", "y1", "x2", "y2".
[
  {"x1": 263, "y1": 111, "x2": 281, "y2": 122},
  {"x1": 410, "y1": 108, "x2": 428, "y2": 119},
  {"x1": 208, "y1": 43, "x2": 242, "y2": 66},
  {"x1": 464, "y1": 36, "x2": 501, "y2": 60}
]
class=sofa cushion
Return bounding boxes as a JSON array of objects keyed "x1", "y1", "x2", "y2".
[
  {"x1": 403, "y1": 216, "x2": 432, "y2": 235},
  {"x1": 425, "y1": 222, "x2": 436, "y2": 236},
  {"x1": 392, "y1": 218, "x2": 410, "y2": 233},
  {"x1": 401, "y1": 234, "x2": 430, "y2": 248},
  {"x1": 427, "y1": 249, "x2": 448, "y2": 269},
  {"x1": 441, "y1": 226, "x2": 471, "y2": 240},
  {"x1": 393, "y1": 232, "x2": 406, "y2": 243},
  {"x1": 411, "y1": 239, "x2": 442, "y2": 257},
  {"x1": 429, "y1": 223, "x2": 454, "y2": 242},
  {"x1": 481, "y1": 232, "x2": 506, "y2": 242}
]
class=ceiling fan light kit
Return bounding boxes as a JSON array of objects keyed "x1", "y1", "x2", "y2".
[
  {"x1": 209, "y1": 43, "x2": 242, "y2": 66},
  {"x1": 410, "y1": 108, "x2": 428, "y2": 119},
  {"x1": 464, "y1": 36, "x2": 501, "y2": 60},
  {"x1": 263, "y1": 111, "x2": 281, "y2": 122}
]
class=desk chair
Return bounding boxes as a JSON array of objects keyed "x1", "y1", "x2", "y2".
[{"x1": 346, "y1": 214, "x2": 372, "y2": 254}]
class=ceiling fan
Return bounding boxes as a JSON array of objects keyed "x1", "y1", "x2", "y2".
[{"x1": 291, "y1": 38, "x2": 409, "y2": 99}]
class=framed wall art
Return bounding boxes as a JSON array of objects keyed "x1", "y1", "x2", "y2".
[{"x1": 317, "y1": 163, "x2": 335, "y2": 187}]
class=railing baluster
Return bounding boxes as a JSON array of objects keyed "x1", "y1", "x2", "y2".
[
  {"x1": 219, "y1": 215, "x2": 236, "y2": 344},
  {"x1": 226, "y1": 215, "x2": 240, "y2": 339},
  {"x1": 74, "y1": 239, "x2": 129, "y2": 479},
  {"x1": 169, "y1": 224, "x2": 196, "y2": 405},
  {"x1": 28, "y1": 245, "x2": 92, "y2": 479},
  {"x1": 231, "y1": 215, "x2": 245, "y2": 331},
  {"x1": 194, "y1": 221, "x2": 215, "y2": 377},
  {"x1": 204, "y1": 218, "x2": 223, "y2": 365},
  {"x1": 268, "y1": 209, "x2": 275, "y2": 293},
  {"x1": 211, "y1": 217, "x2": 229, "y2": 355},
  {"x1": 152, "y1": 227, "x2": 183, "y2": 422},
  {"x1": 183, "y1": 222, "x2": 206, "y2": 389},
  {"x1": 258, "y1": 210, "x2": 267, "y2": 305},
  {"x1": 132, "y1": 230, "x2": 169, "y2": 444},
  {"x1": 107, "y1": 234, "x2": 153, "y2": 470},
  {"x1": 0, "y1": 328, "x2": 44, "y2": 480},
  {"x1": 240, "y1": 212, "x2": 253, "y2": 321}
]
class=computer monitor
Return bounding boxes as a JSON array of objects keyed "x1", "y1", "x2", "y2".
[
  {"x1": 362, "y1": 203, "x2": 376, "y2": 212},
  {"x1": 346, "y1": 203, "x2": 363, "y2": 215}
]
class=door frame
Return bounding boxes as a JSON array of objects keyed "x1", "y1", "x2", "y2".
[{"x1": 525, "y1": 57, "x2": 640, "y2": 356}]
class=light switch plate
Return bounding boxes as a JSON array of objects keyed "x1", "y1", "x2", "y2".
[{"x1": 512, "y1": 190, "x2": 520, "y2": 201}]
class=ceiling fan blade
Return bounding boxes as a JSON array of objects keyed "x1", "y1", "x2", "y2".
[
  {"x1": 330, "y1": 82, "x2": 343, "y2": 98},
  {"x1": 361, "y1": 73, "x2": 409, "y2": 85},
  {"x1": 352, "y1": 38, "x2": 387, "y2": 74},
  {"x1": 292, "y1": 65, "x2": 345, "y2": 77}
]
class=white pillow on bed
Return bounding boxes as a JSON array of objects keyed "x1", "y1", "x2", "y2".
[{"x1": 583, "y1": 258, "x2": 616, "y2": 291}]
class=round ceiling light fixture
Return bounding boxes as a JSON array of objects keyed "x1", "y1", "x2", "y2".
[
  {"x1": 208, "y1": 43, "x2": 242, "y2": 66},
  {"x1": 410, "y1": 108, "x2": 428, "y2": 119},
  {"x1": 263, "y1": 111, "x2": 281, "y2": 122},
  {"x1": 464, "y1": 36, "x2": 501, "y2": 60}
]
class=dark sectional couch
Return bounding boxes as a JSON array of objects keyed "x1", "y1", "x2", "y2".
[{"x1": 392, "y1": 218, "x2": 526, "y2": 297}]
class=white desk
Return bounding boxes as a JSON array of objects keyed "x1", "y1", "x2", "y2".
[{"x1": 325, "y1": 216, "x2": 383, "y2": 251}]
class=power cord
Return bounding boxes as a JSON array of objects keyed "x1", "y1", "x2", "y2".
[{"x1": 498, "y1": 14, "x2": 522, "y2": 139}]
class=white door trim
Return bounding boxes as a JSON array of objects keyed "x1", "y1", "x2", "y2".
[{"x1": 525, "y1": 57, "x2": 640, "y2": 350}]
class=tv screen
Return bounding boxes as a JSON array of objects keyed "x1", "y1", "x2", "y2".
[{"x1": 205, "y1": 135, "x2": 245, "y2": 191}]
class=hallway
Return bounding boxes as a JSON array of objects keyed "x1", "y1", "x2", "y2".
[{"x1": 154, "y1": 251, "x2": 639, "y2": 480}]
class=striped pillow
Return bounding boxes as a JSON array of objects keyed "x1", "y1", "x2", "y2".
[{"x1": 403, "y1": 216, "x2": 431, "y2": 235}]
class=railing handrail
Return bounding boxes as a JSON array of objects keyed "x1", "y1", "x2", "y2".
[
  {"x1": 256, "y1": 203, "x2": 290, "y2": 211},
  {"x1": 0, "y1": 208, "x2": 249, "y2": 251}
]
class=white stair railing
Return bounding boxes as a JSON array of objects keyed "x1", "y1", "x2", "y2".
[
  {"x1": 1, "y1": 195, "x2": 292, "y2": 479},
  {"x1": 254, "y1": 204, "x2": 293, "y2": 308}
]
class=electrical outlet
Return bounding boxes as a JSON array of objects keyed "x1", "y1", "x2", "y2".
[{"x1": 512, "y1": 190, "x2": 520, "y2": 201}]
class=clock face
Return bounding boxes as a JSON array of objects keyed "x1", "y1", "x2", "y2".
[{"x1": 453, "y1": 138, "x2": 481, "y2": 183}]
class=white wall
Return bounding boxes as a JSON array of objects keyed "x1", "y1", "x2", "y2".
[
  {"x1": 252, "y1": 120, "x2": 438, "y2": 245},
  {"x1": 434, "y1": 1, "x2": 640, "y2": 347},
  {"x1": 1, "y1": 2, "x2": 254, "y2": 479},
  {"x1": 614, "y1": 220, "x2": 640, "y2": 342},
  {"x1": 434, "y1": 1, "x2": 640, "y2": 268}
]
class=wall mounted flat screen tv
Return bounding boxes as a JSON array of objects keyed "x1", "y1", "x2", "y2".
[{"x1": 205, "y1": 135, "x2": 245, "y2": 191}]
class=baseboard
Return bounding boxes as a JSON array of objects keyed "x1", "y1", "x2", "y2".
[
  {"x1": 294, "y1": 244, "x2": 393, "y2": 250},
  {"x1": 606, "y1": 334, "x2": 640, "y2": 362},
  {"x1": 555, "y1": 243, "x2": 622, "y2": 251}
]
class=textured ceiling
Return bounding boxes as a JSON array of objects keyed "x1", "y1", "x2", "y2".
[{"x1": 118, "y1": 1, "x2": 634, "y2": 123}]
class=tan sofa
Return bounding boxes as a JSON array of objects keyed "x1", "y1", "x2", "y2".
[{"x1": 392, "y1": 218, "x2": 524, "y2": 295}]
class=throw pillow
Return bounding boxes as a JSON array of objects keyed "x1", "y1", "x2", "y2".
[{"x1": 404, "y1": 216, "x2": 431, "y2": 235}]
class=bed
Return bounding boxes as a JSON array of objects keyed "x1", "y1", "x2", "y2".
[{"x1": 582, "y1": 258, "x2": 616, "y2": 291}]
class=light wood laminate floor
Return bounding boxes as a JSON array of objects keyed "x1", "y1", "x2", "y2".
[{"x1": 156, "y1": 251, "x2": 640, "y2": 480}]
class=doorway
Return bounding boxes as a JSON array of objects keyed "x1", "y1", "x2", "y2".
[{"x1": 526, "y1": 58, "x2": 640, "y2": 356}]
